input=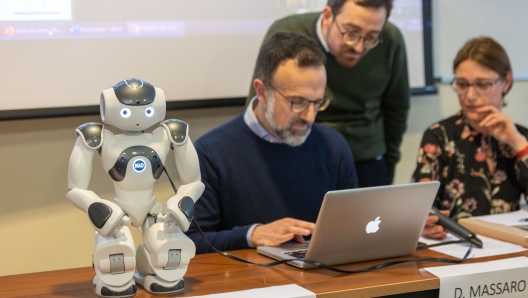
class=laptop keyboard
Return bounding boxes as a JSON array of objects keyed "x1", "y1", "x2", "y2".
[{"x1": 283, "y1": 250, "x2": 307, "y2": 258}]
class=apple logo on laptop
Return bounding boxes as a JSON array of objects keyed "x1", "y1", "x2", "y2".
[{"x1": 366, "y1": 216, "x2": 381, "y2": 233}]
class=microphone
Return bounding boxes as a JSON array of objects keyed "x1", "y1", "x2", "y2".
[{"x1": 430, "y1": 207, "x2": 483, "y2": 248}]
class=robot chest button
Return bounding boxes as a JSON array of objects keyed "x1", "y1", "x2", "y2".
[{"x1": 108, "y1": 146, "x2": 164, "y2": 181}]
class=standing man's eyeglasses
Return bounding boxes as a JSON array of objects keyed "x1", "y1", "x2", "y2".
[
  {"x1": 269, "y1": 85, "x2": 331, "y2": 113},
  {"x1": 332, "y1": 18, "x2": 382, "y2": 49}
]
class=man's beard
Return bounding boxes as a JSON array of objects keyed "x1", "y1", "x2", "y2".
[{"x1": 265, "y1": 92, "x2": 312, "y2": 147}]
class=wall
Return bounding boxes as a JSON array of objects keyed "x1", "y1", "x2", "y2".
[{"x1": 434, "y1": 0, "x2": 528, "y2": 81}]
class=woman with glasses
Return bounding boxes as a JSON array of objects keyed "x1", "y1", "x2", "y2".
[{"x1": 414, "y1": 37, "x2": 528, "y2": 236}]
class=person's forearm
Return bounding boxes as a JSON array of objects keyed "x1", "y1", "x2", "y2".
[{"x1": 186, "y1": 225, "x2": 252, "y2": 254}]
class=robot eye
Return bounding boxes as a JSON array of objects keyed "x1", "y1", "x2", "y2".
[
  {"x1": 145, "y1": 107, "x2": 154, "y2": 117},
  {"x1": 120, "y1": 108, "x2": 131, "y2": 118}
]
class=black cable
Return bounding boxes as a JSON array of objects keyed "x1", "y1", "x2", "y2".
[
  {"x1": 163, "y1": 167, "x2": 178, "y2": 193},
  {"x1": 163, "y1": 170, "x2": 474, "y2": 273},
  {"x1": 418, "y1": 240, "x2": 467, "y2": 249}
]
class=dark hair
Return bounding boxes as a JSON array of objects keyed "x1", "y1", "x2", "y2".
[
  {"x1": 453, "y1": 37, "x2": 512, "y2": 94},
  {"x1": 328, "y1": 0, "x2": 393, "y2": 19},
  {"x1": 255, "y1": 31, "x2": 326, "y2": 86}
]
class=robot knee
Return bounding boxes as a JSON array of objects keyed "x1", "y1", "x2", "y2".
[{"x1": 93, "y1": 227, "x2": 136, "y2": 287}]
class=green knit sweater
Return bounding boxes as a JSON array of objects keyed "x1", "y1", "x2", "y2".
[{"x1": 248, "y1": 13, "x2": 410, "y2": 181}]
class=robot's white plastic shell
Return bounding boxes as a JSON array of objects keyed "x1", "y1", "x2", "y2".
[
  {"x1": 68, "y1": 137, "x2": 96, "y2": 190},
  {"x1": 170, "y1": 138, "x2": 202, "y2": 185},
  {"x1": 67, "y1": 79, "x2": 205, "y2": 295},
  {"x1": 139, "y1": 221, "x2": 195, "y2": 282},
  {"x1": 99, "y1": 128, "x2": 169, "y2": 227},
  {"x1": 93, "y1": 226, "x2": 135, "y2": 286},
  {"x1": 166, "y1": 181, "x2": 205, "y2": 232},
  {"x1": 66, "y1": 188, "x2": 125, "y2": 237},
  {"x1": 114, "y1": 196, "x2": 155, "y2": 228},
  {"x1": 99, "y1": 128, "x2": 167, "y2": 176}
]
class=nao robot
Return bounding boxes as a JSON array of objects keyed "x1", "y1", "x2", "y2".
[{"x1": 67, "y1": 78, "x2": 204, "y2": 297}]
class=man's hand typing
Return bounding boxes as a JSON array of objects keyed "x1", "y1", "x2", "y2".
[{"x1": 251, "y1": 217, "x2": 315, "y2": 247}]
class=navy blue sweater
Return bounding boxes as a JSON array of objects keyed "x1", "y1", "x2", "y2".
[{"x1": 186, "y1": 115, "x2": 358, "y2": 253}]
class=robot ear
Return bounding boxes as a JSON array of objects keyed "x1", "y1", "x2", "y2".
[{"x1": 99, "y1": 88, "x2": 121, "y2": 125}]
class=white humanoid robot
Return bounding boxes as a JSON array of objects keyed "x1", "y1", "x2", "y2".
[{"x1": 67, "y1": 78, "x2": 204, "y2": 297}]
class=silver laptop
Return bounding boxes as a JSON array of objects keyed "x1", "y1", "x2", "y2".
[{"x1": 257, "y1": 181, "x2": 440, "y2": 269}]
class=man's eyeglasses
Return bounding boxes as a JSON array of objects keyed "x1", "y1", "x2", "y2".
[
  {"x1": 451, "y1": 77, "x2": 503, "y2": 95},
  {"x1": 332, "y1": 18, "x2": 381, "y2": 49},
  {"x1": 269, "y1": 85, "x2": 331, "y2": 113}
]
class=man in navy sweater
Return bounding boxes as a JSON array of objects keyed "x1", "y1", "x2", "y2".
[{"x1": 186, "y1": 31, "x2": 359, "y2": 254}]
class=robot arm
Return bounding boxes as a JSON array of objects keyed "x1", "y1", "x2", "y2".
[
  {"x1": 67, "y1": 123, "x2": 127, "y2": 237},
  {"x1": 68, "y1": 123, "x2": 102, "y2": 190},
  {"x1": 66, "y1": 188, "x2": 128, "y2": 237},
  {"x1": 160, "y1": 120, "x2": 201, "y2": 184},
  {"x1": 161, "y1": 120, "x2": 205, "y2": 232}
]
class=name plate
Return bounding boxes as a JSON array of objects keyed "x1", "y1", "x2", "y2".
[{"x1": 424, "y1": 257, "x2": 528, "y2": 298}]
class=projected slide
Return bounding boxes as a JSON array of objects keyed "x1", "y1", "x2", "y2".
[
  {"x1": 390, "y1": 0, "x2": 425, "y2": 89},
  {"x1": 0, "y1": 0, "x2": 430, "y2": 115},
  {"x1": 1, "y1": 1, "x2": 325, "y2": 40},
  {"x1": 0, "y1": 0, "x2": 72, "y2": 21}
]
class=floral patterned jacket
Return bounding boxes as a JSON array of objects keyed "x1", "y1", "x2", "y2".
[{"x1": 412, "y1": 111, "x2": 528, "y2": 220}]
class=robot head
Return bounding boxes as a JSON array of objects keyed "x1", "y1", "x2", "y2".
[{"x1": 100, "y1": 78, "x2": 166, "y2": 131}]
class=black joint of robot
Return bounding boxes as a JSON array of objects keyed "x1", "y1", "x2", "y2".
[
  {"x1": 150, "y1": 279, "x2": 184, "y2": 294},
  {"x1": 101, "y1": 285, "x2": 137, "y2": 296},
  {"x1": 178, "y1": 197, "x2": 195, "y2": 222},
  {"x1": 77, "y1": 122, "x2": 103, "y2": 148},
  {"x1": 162, "y1": 119, "x2": 188, "y2": 145},
  {"x1": 88, "y1": 202, "x2": 113, "y2": 229}
]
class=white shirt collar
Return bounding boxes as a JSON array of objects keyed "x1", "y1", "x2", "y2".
[{"x1": 243, "y1": 96, "x2": 282, "y2": 143}]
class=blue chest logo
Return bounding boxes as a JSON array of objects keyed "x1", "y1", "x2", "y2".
[{"x1": 133, "y1": 159, "x2": 146, "y2": 172}]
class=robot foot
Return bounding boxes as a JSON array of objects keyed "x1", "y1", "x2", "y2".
[
  {"x1": 93, "y1": 276, "x2": 137, "y2": 298},
  {"x1": 134, "y1": 271, "x2": 184, "y2": 294}
]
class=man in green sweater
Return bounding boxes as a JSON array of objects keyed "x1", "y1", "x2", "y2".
[{"x1": 248, "y1": 0, "x2": 409, "y2": 186}]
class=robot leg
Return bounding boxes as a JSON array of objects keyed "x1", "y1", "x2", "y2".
[
  {"x1": 92, "y1": 226, "x2": 136, "y2": 297},
  {"x1": 134, "y1": 215, "x2": 196, "y2": 294}
]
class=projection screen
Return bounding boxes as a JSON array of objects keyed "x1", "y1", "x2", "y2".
[{"x1": 0, "y1": 0, "x2": 434, "y2": 119}]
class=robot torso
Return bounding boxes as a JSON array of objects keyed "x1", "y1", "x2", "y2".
[{"x1": 100, "y1": 128, "x2": 169, "y2": 202}]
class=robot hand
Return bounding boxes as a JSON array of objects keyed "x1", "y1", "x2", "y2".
[
  {"x1": 112, "y1": 216, "x2": 131, "y2": 238},
  {"x1": 158, "y1": 213, "x2": 180, "y2": 234},
  {"x1": 67, "y1": 188, "x2": 129, "y2": 237},
  {"x1": 165, "y1": 181, "x2": 205, "y2": 232}
]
